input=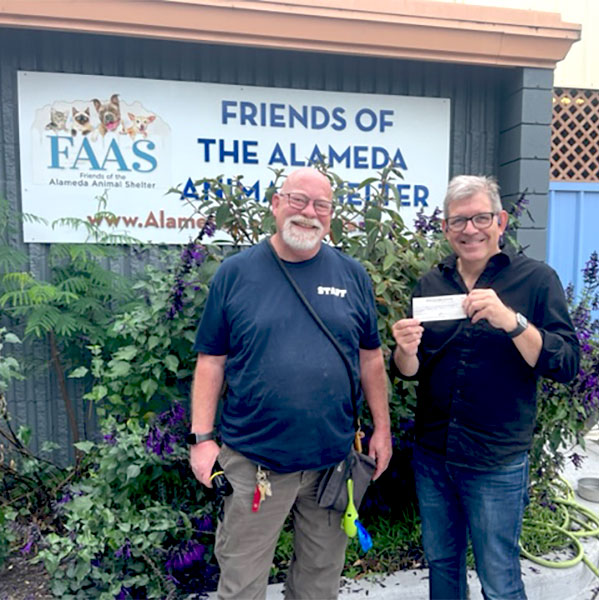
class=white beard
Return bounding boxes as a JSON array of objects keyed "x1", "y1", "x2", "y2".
[{"x1": 280, "y1": 216, "x2": 323, "y2": 251}]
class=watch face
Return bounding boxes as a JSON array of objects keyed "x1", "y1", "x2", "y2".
[{"x1": 517, "y1": 313, "x2": 528, "y2": 328}]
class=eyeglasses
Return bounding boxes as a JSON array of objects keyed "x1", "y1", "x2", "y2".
[
  {"x1": 280, "y1": 193, "x2": 334, "y2": 216},
  {"x1": 446, "y1": 212, "x2": 497, "y2": 232}
]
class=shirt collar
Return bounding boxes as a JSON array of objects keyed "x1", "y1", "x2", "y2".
[{"x1": 438, "y1": 245, "x2": 515, "y2": 275}]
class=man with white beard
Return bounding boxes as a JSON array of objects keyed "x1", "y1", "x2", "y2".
[{"x1": 189, "y1": 167, "x2": 391, "y2": 600}]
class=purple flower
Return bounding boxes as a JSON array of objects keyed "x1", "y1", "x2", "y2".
[
  {"x1": 569, "y1": 452, "x2": 585, "y2": 469},
  {"x1": 145, "y1": 404, "x2": 187, "y2": 457},
  {"x1": 166, "y1": 236, "x2": 211, "y2": 319},
  {"x1": 539, "y1": 498, "x2": 558, "y2": 513},
  {"x1": 194, "y1": 514, "x2": 213, "y2": 532},
  {"x1": 165, "y1": 540, "x2": 207, "y2": 572},
  {"x1": 145, "y1": 426, "x2": 178, "y2": 457},
  {"x1": 19, "y1": 524, "x2": 41, "y2": 556},
  {"x1": 159, "y1": 403, "x2": 185, "y2": 427},
  {"x1": 583, "y1": 251, "x2": 598, "y2": 286},
  {"x1": 58, "y1": 492, "x2": 73, "y2": 505},
  {"x1": 115, "y1": 538, "x2": 132, "y2": 560},
  {"x1": 203, "y1": 217, "x2": 216, "y2": 238},
  {"x1": 20, "y1": 538, "x2": 34, "y2": 555},
  {"x1": 103, "y1": 431, "x2": 117, "y2": 445},
  {"x1": 166, "y1": 278, "x2": 185, "y2": 320},
  {"x1": 414, "y1": 207, "x2": 441, "y2": 235},
  {"x1": 181, "y1": 244, "x2": 206, "y2": 268},
  {"x1": 115, "y1": 587, "x2": 132, "y2": 600},
  {"x1": 413, "y1": 207, "x2": 442, "y2": 235},
  {"x1": 54, "y1": 488, "x2": 84, "y2": 514},
  {"x1": 510, "y1": 192, "x2": 529, "y2": 218}
]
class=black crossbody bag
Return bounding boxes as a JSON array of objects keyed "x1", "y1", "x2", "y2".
[{"x1": 266, "y1": 239, "x2": 376, "y2": 512}]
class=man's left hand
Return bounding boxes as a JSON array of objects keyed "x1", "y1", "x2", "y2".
[
  {"x1": 368, "y1": 428, "x2": 392, "y2": 480},
  {"x1": 463, "y1": 289, "x2": 516, "y2": 332}
]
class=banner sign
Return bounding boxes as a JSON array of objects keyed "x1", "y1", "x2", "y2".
[{"x1": 18, "y1": 71, "x2": 450, "y2": 243}]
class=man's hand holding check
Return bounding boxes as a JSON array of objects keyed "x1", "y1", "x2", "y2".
[
  {"x1": 393, "y1": 290, "x2": 519, "y2": 375},
  {"x1": 463, "y1": 288, "x2": 517, "y2": 333}
]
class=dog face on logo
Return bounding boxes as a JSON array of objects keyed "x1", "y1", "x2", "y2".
[
  {"x1": 91, "y1": 94, "x2": 122, "y2": 136},
  {"x1": 126, "y1": 113, "x2": 156, "y2": 139},
  {"x1": 71, "y1": 107, "x2": 93, "y2": 136}
]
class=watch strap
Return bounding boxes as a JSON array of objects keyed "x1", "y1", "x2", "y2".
[
  {"x1": 186, "y1": 430, "x2": 215, "y2": 445},
  {"x1": 507, "y1": 312, "x2": 528, "y2": 338}
]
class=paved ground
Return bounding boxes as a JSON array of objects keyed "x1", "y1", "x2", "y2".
[
  {"x1": 335, "y1": 430, "x2": 599, "y2": 600},
  {"x1": 563, "y1": 428, "x2": 599, "y2": 600},
  {"x1": 214, "y1": 429, "x2": 599, "y2": 600}
]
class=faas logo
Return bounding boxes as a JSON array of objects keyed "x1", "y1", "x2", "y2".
[
  {"x1": 31, "y1": 92, "x2": 170, "y2": 186},
  {"x1": 48, "y1": 136, "x2": 157, "y2": 173}
]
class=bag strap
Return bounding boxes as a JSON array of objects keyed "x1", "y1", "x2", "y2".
[{"x1": 265, "y1": 238, "x2": 360, "y2": 433}]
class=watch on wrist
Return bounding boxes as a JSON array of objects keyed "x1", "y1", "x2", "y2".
[
  {"x1": 507, "y1": 312, "x2": 528, "y2": 338},
  {"x1": 186, "y1": 430, "x2": 215, "y2": 445}
]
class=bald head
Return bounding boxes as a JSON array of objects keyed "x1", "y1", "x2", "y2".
[{"x1": 280, "y1": 168, "x2": 332, "y2": 200}]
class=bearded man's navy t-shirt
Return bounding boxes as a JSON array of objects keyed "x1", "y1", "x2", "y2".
[{"x1": 193, "y1": 240, "x2": 380, "y2": 472}]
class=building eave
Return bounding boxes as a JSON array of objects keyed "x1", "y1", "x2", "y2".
[{"x1": 0, "y1": 0, "x2": 581, "y2": 69}]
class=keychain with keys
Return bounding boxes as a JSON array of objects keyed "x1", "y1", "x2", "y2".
[{"x1": 252, "y1": 466, "x2": 272, "y2": 512}]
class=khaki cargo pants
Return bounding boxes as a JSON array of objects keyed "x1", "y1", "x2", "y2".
[{"x1": 215, "y1": 445, "x2": 348, "y2": 600}]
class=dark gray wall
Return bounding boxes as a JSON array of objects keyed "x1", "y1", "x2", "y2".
[
  {"x1": 499, "y1": 68, "x2": 554, "y2": 258},
  {"x1": 0, "y1": 28, "x2": 550, "y2": 462}
]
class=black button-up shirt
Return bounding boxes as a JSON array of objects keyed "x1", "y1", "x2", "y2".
[{"x1": 392, "y1": 249, "x2": 580, "y2": 467}]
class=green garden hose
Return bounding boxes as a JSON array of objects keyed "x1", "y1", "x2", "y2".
[{"x1": 520, "y1": 478, "x2": 599, "y2": 577}]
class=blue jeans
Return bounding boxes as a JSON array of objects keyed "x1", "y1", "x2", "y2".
[{"x1": 413, "y1": 447, "x2": 529, "y2": 600}]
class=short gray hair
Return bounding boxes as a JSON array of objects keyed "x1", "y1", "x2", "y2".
[{"x1": 444, "y1": 175, "x2": 502, "y2": 218}]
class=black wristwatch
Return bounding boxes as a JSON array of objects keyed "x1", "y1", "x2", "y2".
[
  {"x1": 507, "y1": 312, "x2": 528, "y2": 338},
  {"x1": 186, "y1": 430, "x2": 215, "y2": 445}
]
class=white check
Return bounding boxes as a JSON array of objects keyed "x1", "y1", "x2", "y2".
[{"x1": 413, "y1": 294, "x2": 467, "y2": 322}]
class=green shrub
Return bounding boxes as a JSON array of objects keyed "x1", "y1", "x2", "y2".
[
  {"x1": 0, "y1": 328, "x2": 67, "y2": 567},
  {"x1": 38, "y1": 166, "x2": 444, "y2": 595},
  {"x1": 0, "y1": 194, "x2": 141, "y2": 447},
  {"x1": 530, "y1": 251, "x2": 599, "y2": 490},
  {"x1": 37, "y1": 407, "x2": 218, "y2": 599},
  {"x1": 4, "y1": 169, "x2": 599, "y2": 596}
]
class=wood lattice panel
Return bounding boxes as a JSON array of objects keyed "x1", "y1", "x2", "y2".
[{"x1": 552, "y1": 88, "x2": 599, "y2": 181}]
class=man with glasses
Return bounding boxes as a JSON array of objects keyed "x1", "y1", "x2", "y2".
[
  {"x1": 189, "y1": 167, "x2": 392, "y2": 599},
  {"x1": 391, "y1": 175, "x2": 579, "y2": 600}
]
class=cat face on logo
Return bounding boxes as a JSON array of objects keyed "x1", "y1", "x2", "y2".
[
  {"x1": 70, "y1": 107, "x2": 93, "y2": 136},
  {"x1": 45, "y1": 108, "x2": 68, "y2": 132}
]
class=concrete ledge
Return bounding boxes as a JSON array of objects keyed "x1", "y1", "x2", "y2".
[
  {"x1": 210, "y1": 506, "x2": 599, "y2": 600},
  {"x1": 255, "y1": 539, "x2": 599, "y2": 600},
  {"x1": 212, "y1": 437, "x2": 599, "y2": 600}
]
